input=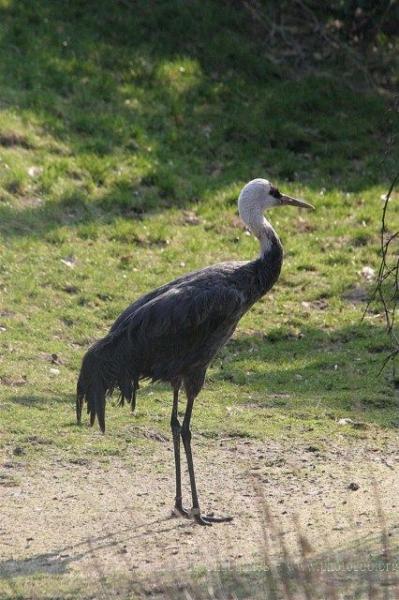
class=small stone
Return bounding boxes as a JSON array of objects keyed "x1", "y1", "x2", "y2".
[
  {"x1": 27, "y1": 166, "x2": 43, "y2": 177},
  {"x1": 338, "y1": 418, "x2": 353, "y2": 426},
  {"x1": 13, "y1": 447, "x2": 25, "y2": 456},
  {"x1": 306, "y1": 445, "x2": 319, "y2": 453},
  {"x1": 348, "y1": 482, "x2": 359, "y2": 491}
]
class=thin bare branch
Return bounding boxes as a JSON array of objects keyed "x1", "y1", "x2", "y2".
[{"x1": 366, "y1": 172, "x2": 399, "y2": 373}]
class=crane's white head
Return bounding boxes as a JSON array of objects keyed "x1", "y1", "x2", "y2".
[{"x1": 238, "y1": 178, "x2": 314, "y2": 232}]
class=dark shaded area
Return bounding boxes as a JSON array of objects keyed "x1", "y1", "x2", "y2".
[
  {"x1": 304, "y1": 0, "x2": 399, "y2": 43},
  {"x1": 0, "y1": 0, "x2": 398, "y2": 238},
  {"x1": 214, "y1": 320, "x2": 398, "y2": 425},
  {"x1": 4, "y1": 395, "x2": 53, "y2": 408}
]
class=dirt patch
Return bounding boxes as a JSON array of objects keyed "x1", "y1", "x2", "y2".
[
  {"x1": 0, "y1": 131, "x2": 33, "y2": 149},
  {"x1": 1, "y1": 437, "x2": 399, "y2": 587}
]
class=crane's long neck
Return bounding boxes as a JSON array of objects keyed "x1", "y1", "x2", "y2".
[
  {"x1": 254, "y1": 217, "x2": 282, "y2": 260},
  {"x1": 248, "y1": 215, "x2": 284, "y2": 298},
  {"x1": 238, "y1": 196, "x2": 282, "y2": 261},
  {"x1": 250, "y1": 215, "x2": 283, "y2": 264},
  {"x1": 238, "y1": 196, "x2": 283, "y2": 291}
]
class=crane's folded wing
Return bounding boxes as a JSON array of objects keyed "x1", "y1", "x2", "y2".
[{"x1": 116, "y1": 285, "x2": 245, "y2": 340}]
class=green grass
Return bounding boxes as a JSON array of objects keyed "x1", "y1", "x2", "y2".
[
  {"x1": 1, "y1": 1, "x2": 399, "y2": 461},
  {"x1": 1, "y1": 4, "x2": 399, "y2": 600}
]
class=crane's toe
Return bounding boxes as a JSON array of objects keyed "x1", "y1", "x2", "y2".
[
  {"x1": 194, "y1": 514, "x2": 213, "y2": 526},
  {"x1": 198, "y1": 513, "x2": 233, "y2": 524},
  {"x1": 193, "y1": 510, "x2": 233, "y2": 525},
  {"x1": 172, "y1": 505, "x2": 233, "y2": 525},
  {"x1": 171, "y1": 505, "x2": 191, "y2": 519}
]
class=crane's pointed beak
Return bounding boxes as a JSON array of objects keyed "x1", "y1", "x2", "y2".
[{"x1": 280, "y1": 194, "x2": 315, "y2": 210}]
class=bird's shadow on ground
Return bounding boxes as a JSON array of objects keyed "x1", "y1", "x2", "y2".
[{"x1": 0, "y1": 516, "x2": 177, "y2": 581}]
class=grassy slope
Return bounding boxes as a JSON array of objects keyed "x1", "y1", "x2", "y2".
[{"x1": 0, "y1": 0, "x2": 399, "y2": 466}]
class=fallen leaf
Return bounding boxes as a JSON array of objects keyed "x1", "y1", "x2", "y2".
[
  {"x1": 182, "y1": 211, "x2": 201, "y2": 226},
  {"x1": 360, "y1": 266, "x2": 375, "y2": 281},
  {"x1": 51, "y1": 353, "x2": 64, "y2": 365},
  {"x1": 27, "y1": 166, "x2": 43, "y2": 177},
  {"x1": 60, "y1": 257, "x2": 76, "y2": 268}
]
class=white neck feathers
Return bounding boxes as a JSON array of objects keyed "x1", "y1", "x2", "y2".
[
  {"x1": 238, "y1": 189, "x2": 279, "y2": 258},
  {"x1": 257, "y1": 218, "x2": 276, "y2": 256}
]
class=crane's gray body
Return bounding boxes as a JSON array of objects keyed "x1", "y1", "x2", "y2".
[{"x1": 77, "y1": 236, "x2": 282, "y2": 431}]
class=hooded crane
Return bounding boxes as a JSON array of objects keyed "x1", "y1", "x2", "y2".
[{"x1": 77, "y1": 178, "x2": 314, "y2": 525}]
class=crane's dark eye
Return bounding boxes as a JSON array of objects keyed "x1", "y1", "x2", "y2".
[{"x1": 269, "y1": 186, "x2": 282, "y2": 199}]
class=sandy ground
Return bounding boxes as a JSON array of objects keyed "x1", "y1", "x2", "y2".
[{"x1": 1, "y1": 433, "x2": 399, "y2": 595}]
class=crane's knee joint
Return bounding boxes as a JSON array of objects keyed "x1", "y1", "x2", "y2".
[
  {"x1": 181, "y1": 426, "x2": 191, "y2": 443},
  {"x1": 171, "y1": 417, "x2": 181, "y2": 436}
]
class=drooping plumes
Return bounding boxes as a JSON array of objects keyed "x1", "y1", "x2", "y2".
[{"x1": 76, "y1": 332, "x2": 136, "y2": 432}]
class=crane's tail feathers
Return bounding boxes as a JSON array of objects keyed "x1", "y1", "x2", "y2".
[
  {"x1": 76, "y1": 333, "x2": 137, "y2": 432},
  {"x1": 76, "y1": 359, "x2": 107, "y2": 433},
  {"x1": 76, "y1": 388, "x2": 84, "y2": 425},
  {"x1": 117, "y1": 377, "x2": 139, "y2": 412}
]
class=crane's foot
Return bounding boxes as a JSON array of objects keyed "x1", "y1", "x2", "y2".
[
  {"x1": 172, "y1": 505, "x2": 191, "y2": 519},
  {"x1": 193, "y1": 509, "x2": 233, "y2": 526},
  {"x1": 172, "y1": 505, "x2": 233, "y2": 525}
]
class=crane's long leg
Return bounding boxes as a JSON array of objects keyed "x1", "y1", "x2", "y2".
[
  {"x1": 171, "y1": 384, "x2": 189, "y2": 517},
  {"x1": 181, "y1": 392, "x2": 233, "y2": 526},
  {"x1": 131, "y1": 378, "x2": 138, "y2": 412}
]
